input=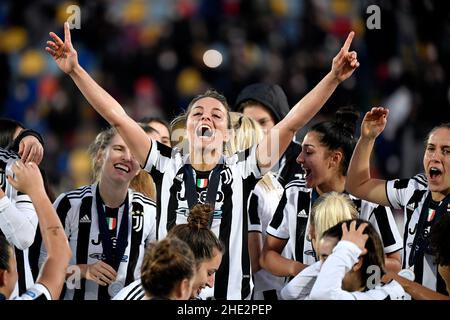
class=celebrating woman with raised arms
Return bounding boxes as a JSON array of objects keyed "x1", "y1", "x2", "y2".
[{"x1": 46, "y1": 22, "x2": 359, "y2": 300}]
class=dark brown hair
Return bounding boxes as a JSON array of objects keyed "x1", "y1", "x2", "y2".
[
  {"x1": 140, "y1": 237, "x2": 195, "y2": 299},
  {"x1": 168, "y1": 204, "x2": 225, "y2": 265}
]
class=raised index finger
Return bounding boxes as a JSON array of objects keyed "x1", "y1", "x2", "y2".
[
  {"x1": 342, "y1": 31, "x2": 355, "y2": 52},
  {"x1": 64, "y1": 21, "x2": 71, "y2": 44}
]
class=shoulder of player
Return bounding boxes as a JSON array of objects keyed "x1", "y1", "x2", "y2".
[
  {"x1": 285, "y1": 177, "x2": 310, "y2": 193},
  {"x1": 130, "y1": 190, "x2": 157, "y2": 209}
]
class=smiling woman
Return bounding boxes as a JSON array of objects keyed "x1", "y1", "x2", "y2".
[
  {"x1": 261, "y1": 107, "x2": 403, "y2": 282},
  {"x1": 39, "y1": 127, "x2": 157, "y2": 300},
  {"x1": 346, "y1": 107, "x2": 450, "y2": 295},
  {"x1": 46, "y1": 22, "x2": 359, "y2": 299}
]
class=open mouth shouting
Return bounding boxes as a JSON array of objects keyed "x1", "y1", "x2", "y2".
[
  {"x1": 303, "y1": 166, "x2": 313, "y2": 186},
  {"x1": 428, "y1": 166, "x2": 443, "y2": 183},
  {"x1": 196, "y1": 124, "x2": 215, "y2": 139}
]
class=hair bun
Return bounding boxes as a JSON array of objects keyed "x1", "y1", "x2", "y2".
[
  {"x1": 187, "y1": 204, "x2": 214, "y2": 230},
  {"x1": 335, "y1": 106, "x2": 360, "y2": 136}
]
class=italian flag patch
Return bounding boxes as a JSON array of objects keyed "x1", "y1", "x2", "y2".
[
  {"x1": 427, "y1": 209, "x2": 436, "y2": 222},
  {"x1": 106, "y1": 217, "x2": 117, "y2": 230},
  {"x1": 196, "y1": 178, "x2": 208, "y2": 188}
]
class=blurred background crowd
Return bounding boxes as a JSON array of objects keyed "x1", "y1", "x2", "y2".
[{"x1": 0, "y1": 0, "x2": 449, "y2": 195}]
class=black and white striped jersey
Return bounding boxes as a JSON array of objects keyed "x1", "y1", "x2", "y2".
[
  {"x1": 386, "y1": 173, "x2": 447, "y2": 294},
  {"x1": 266, "y1": 178, "x2": 403, "y2": 266},
  {"x1": 144, "y1": 141, "x2": 261, "y2": 300},
  {"x1": 112, "y1": 279, "x2": 145, "y2": 300},
  {"x1": 247, "y1": 174, "x2": 287, "y2": 300},
  {"x1": 41, "y1": 183, "x2": 157, "y2": 300},
  {"x1": 0, "y1": 147, "x2": 37, "y2": 298}
]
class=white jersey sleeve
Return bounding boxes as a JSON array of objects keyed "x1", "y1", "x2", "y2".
[
  {"x1": 280, "y1": 261, "x2": 321, "y2": 300},
  {"x1": 0, "y1": 149, "x2": 38, "y2": 250},
  {"x1": 309, "y1": 240, "x2": 362, "y2": 300},
  {"x1": 112, "y1": 279, "x2": 145, "y2": 300},
  {"x1": 266, "y1": 186, "x2": 293, "y2": 240},
  {"x1": 0, "y1": 194, "x2": 37, "y2": 250},
  {"x1": 14, "y1": 283, "x2": 52, "y2": 300},
  {"x1": 143, "y1": 139, "x2": 175, "y2": 175},
  {"x1": 309, "y1": 240, "x2": 406, "y2": 300},
  {"x1": 248, "y1": 175, "x2": 283, "y2": 234},
  {"x1": 357, "y1": 199, "x2": 403, "y2": 254},
  {"x1": 386, "y1": 174, "x2": 428, "y2": 209},
  {"x1": 233, "y1": 145, "x2": 261, "y2": 180},
  {"x1": 352, "y1": 280, "x2": 406, "y2": 300}
]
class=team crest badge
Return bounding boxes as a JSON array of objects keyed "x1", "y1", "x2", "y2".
[{"x1": 132, "y1": 209, "x2": 143, "y2": 232}]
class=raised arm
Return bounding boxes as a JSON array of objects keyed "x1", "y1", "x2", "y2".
[
  {"x1": 257, "y1": 32, "x2": 360, "y2": 171},
  {"x1": 46, "y1": 22, "x2": 151, "y2": 167},
  {"x1": 8, "y1": 161, "x2": 71, "y2": 300},
  {"x1": 346, "y1": 107, "x2": 390, "y2": 206}
]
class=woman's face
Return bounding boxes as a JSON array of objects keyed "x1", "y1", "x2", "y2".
[
  {"x1": 242, "y1": 103, "x2": 276, "y2": 135},
  {"x1": 423, "y1": 128, "x2": 450, "y2": 198},
  {"x1": 317, "y1": 236, "x2": 338, "y2": 263},
  {"x1": 190, "y1": 249, "x2": 223, "y2": 299},
  {"x1": 297, "y1": 131, "x2": 335, "y2": 189},
  {"x1": 100, "y1": 134, "x2": 140, "y2": 184},
  {"x1": 186, "y1": 97, "x2": 229, "y2": 155}
]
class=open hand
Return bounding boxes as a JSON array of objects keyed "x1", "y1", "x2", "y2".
[
  {"x1": 361, "y1": 107, "x2": 389, "y2": 140},
  {"x1": 341, "y1": 220, "x2": 368, "y2": 255},
  {"x1": 45, "y1": 22, "x2": 78, "y2": 74},
  {"x1": 85, "y1": 261, "x2": 117, "y2": 286},
  {"x1": 7, "y1": 161, "x2": 45, "y2": 197}
]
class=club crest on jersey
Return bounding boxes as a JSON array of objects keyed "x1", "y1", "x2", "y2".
[
  {"x1": 220, "y1": 168, "x2": 233, "y2": 185},
  {"x1": 132, "y1": 210, "x2": 143, "y2": 232}
]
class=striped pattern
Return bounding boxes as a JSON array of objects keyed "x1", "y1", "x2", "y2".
[
  {"x1": 40, "y1": 184, "x2": 157, "y2": 300},
  {"x1": 144, "y1": 141, "x2": 261, "y2": 300},
  {"x1": 267, "y1": 177, "x2": 403, "y2": 266},
  {"x1": 112, "y1": 279, "x2": 146, "y2": 300},
  {"x1": 0, "y1": 147, "x2": 37, "y2": 298},
  {"x1": 386, "y1": 173, "x2": 447, "y2": 294}
]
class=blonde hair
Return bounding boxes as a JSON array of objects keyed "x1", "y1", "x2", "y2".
[
  {"x1": 88, "y1": 127, "x2": 156, "y2": 199},
  {"x1": 88, "y1": 127, "x2": 118, "y2": 182},
  {"x1": 229, "y1": 112, "x2": 276, "y2": 191},
  {"x1": 129, "y1": 170, "x2": 156, "y2": 200},
  {"x1": 310, "y1": 192, "x2": 358, "y2": 254}
]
